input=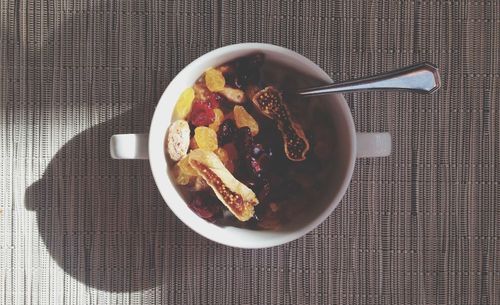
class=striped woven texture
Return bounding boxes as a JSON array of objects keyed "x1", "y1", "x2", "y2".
[{"x1": 1, "y1": 0, "x2": 499, "y2": 304}]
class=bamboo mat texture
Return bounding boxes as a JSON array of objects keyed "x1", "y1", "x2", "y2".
[{"x1": 0, "y1": 0, "x2": 499, "y2": 304}]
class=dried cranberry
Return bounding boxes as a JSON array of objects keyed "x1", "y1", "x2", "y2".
[
  {"x1": 250, "y1": 158, "x2": 262, "y2": 175},
  {"x1": 217, "y1": 119, "x2": 236, "y2": 145},
  {"x1": 190, "y1": 100, "x2": 215, "y2": 126},
  {"x1": 187, "y1": 194, "x2": 222, "y2": 222}
]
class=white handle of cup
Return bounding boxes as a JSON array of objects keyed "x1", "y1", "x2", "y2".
[
  {"x1": 356, "y1": 132, "x2": 391, "y2": 158},
  {"x1": 110, "y1": 134, "x2": 149, "y2": 159},
  {"x1": 110, "y1": 132, "x2": 391, "y2": 160}
]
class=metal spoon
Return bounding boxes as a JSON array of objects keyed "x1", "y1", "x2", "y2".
[{"x1": 296, "y1": 63, "x2": 441, "y2": 97}]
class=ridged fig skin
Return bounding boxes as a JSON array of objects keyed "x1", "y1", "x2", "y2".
[
  {"x1": 252, "y1": 86, "x2": 310, "y2": 161},
  {"x1": 188, "y1": 149, "x2": 259, "y2": 221}
]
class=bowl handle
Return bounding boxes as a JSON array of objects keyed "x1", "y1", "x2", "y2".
[
  {"x1": 356, "y1": 132, "x2": 391, "y2": 158},
  {"x1": 110, "y1": 133, "x2": 149, "y2": 159}
]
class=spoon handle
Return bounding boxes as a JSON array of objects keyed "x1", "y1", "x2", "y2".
[{"x1": 297, "y1": 63, "x2": 441, "y2": 97}]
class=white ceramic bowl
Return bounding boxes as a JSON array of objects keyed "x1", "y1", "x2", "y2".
[{"x1": 111, "y1": 43, "x2": 391, "y2": 248}]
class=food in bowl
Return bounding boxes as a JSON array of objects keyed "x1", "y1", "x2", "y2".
[{"x1": 165, "y1": 54, "x2": 335, "y2": 229}]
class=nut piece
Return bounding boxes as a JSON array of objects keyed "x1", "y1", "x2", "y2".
[
  {"x1": 167, "y1": 120, "x2": 191, "y2": 161},
  {"x1": 218, "y1": 87, "x2": 246, "y2": 104},
  {"x1": 252, "y1": 86, "x2": 310, "y2": 161},
  {"x1": 188, "y1": 149, "x2": 259, "y2": 221}
]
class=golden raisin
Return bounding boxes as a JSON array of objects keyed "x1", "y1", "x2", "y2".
[
  {"x1": 204, "y1": 68, "x2": 225, "y2": 92},
  {"x1": 178, "y1": 156, "x2": 198, "y2": 176},
  {"x1": 234, "y1": 105, "x2": 259, "y2": 136},
  {"x1": 209, "y1": 108, "x2": 224, "y2": 131},
  {"x1": 173, "y1": 164, "x2": 191, "y2": 185},
  {"x1": 194, "y1": 126, "x2": 218, "y2": 151},
  {"x1": 173, "y1": 87, "x2": 195, "y2": 119}
]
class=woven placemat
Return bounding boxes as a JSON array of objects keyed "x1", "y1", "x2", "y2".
[{"x1": 1, "y1": 0, "x2": 498, "y2": 304}]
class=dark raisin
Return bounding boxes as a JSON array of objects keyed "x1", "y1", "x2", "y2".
[
  {"x1": 206, "y1": 93, "x2": 225, "y2": 109},
  {"x1": 234, "y1": 127, "x2": 254, "y2": 155},
  {"x1": 217, "y1": 119, "x2": 236, "y2": 145},
  {"x1": 251, "y1": 144, "x2": 264, "y2": 157},
  {"x1": 252, "y1": 201, "x2": 269, "y2": 222},
  {"x1": 257, "y1": 177, "x2": 271, "y2": 201},
  {"x1": 234, "y1": 53, "x2": 264, "y2": 87},
  {"x1": 187, "y1": 193, "x2": 222, "y2": 223}
]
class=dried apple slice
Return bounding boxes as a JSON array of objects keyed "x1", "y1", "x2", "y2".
[
  {"x1": 166, "y1": 119, "x2": 191, "y2": 161},
  {"x1": 252, "y1": 86, "x2": 310, "y2": 161},
  {"x1": 218, "y1": 87, "x2": 245, "y2": 104},
  {"x1": 188, "y1": 149, "x2": 259, "y2": 221}
]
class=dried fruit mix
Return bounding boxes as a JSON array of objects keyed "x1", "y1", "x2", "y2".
[{"x1": 166, "y1": 53, "x2": 325, "y2": 228}]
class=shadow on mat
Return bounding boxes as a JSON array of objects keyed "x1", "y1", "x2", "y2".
[{"x1": 25, "y1": 109, "x2": 204, "y2": 292}]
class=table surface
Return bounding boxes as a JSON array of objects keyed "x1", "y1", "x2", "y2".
[{"x1": 1, "y1": 0, "x2": 499, "y2": 304}]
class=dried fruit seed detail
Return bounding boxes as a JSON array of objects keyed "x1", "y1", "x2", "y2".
[
  {"x1": 252, "y1": 86, "x2": 310, "y2": 161},
  {"x1": 166, "y1": 120, "x2": 191, "y2": 161},
  {"x1": 174, "y1": 87, "x2": 195, "y2": 119},
  {"x1": 234, "y1": 105, "x2": 259, "y2": 136},
  {"x1": 205, "y1": 68, "x2": 226, "y2": 92},
  {"x1": 188, "y1": 149, "x2": 258, "y2": 221},
  {"x1": 194, "y1": 126, "x2": 218, "y2": 151}
]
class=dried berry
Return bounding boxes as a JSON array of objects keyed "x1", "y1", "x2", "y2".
[
  {"x1": 222, "y1": 143, "x2": 238, "y2": 161},
  {"x1": 173, "y1": 164, "x2": 191, "y2": 185},
  {"x1": 190, "y1": 100, "x2": 215, "y2": 126},
  {"x1": 251, "y1": 144, "x2": 264, "y2": 158},
  {"x1": 194, "y1": 126, "x2": 218, "y2": 151},
  {"x1": 206, "y1": 93, "x2": 224, "y2": 109},
  {"x1": 217, "y1": 119, "x2": 237, "y2": 145},
  {"x1": 252, "y1": 86, "x2": 309, "y2": 161},
  {"x1": 178, "y1": 155, "x2": 198, "y2": 176},
  {"x1": 234, "y1": 53, "x2": 264, "y2": 88},
  {"x1": 205, "y1": 68, "x2": 226, "y2": 92},
  {"x1": 234, "y1": 105, "x2": 259, "y2": 136},
  {"x1": 173, "y1": 87, "x2": 195, "y2": 119},
  {"x1": 187, "y1": 193, "x2": 222, "y2": 222},
  {"x1": 234, "y1": 127, "x2": 254, "y2": 157},
  {"x1": 257, "y1": 177, "x2": 271, "y2": 201}
]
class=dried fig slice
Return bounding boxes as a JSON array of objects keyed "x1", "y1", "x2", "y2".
[
  {"x1": 251, "y1": 86, "x2": 310, "y2": 161},
  {"x1": 188, "y1": 149, "x2": 259, "y2": 221}
]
